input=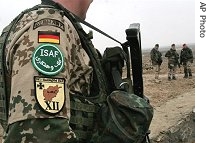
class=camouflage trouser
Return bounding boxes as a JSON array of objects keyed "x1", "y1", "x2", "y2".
[
  {"x1": 154, "y1": 65, "x2": 161, "y2": 79},
  {"x1": 168, "y1": 63, "x2": 177, "y2": 78},
  {"x1": 2, "y1": 118, "x2": 76, "y2": 143},
  {"x1": 183, "y1": 61, "x2": 192, "y2": 77}
]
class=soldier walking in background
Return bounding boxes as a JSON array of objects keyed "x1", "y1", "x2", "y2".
[
  {"x1": 165, "y1": 44, "x2": 180, "y2": 80},
  {"x1": 150, "y1": 44, "x2": 162, "y2": 82},
  {"x1": 180, "y1": 43, "x2": 194, "y2": 78}
]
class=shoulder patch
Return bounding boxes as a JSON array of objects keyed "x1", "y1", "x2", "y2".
[
  {"x1": 34, "y1": 76, "x2": 65, "y2": 114},
  {"x1": 32, "y1": 44, "x2": 64, "y2": 76},
  {"x1": 33, "y1": 18, "x2": 65, "y2": 31}
]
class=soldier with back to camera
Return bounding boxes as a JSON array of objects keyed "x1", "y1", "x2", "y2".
[
  {"x1": 165, "y1": 44, "x2": 180, "y2": 80},
  {"x1": 150, "y1": 44, "x2": 162, "y2": 82},
  {"x1": 180, "y1": 43, "x2": 194, "y2": 78}
]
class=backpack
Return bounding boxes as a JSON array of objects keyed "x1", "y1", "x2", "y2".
[
  {"x1": 91, "y1": 90, "x2": 154, "y2": 143},
  {"x1": 88, "y1": 47, "x2": 153, "y2": 143}
]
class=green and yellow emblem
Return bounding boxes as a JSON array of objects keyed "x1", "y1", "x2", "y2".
[
  {"x1": 34, "y1": 76, "x2": 65, "y2": 114},
  {"x1": 32, "y1": 44, "x2": 64, "y2": 75}
]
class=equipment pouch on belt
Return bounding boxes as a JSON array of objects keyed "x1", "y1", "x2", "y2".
[{"x1": 91, "y1": 90, "x2": 154, "y2": 143}]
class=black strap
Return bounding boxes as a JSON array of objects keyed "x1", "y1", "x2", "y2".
[
  {"x1": 41, "y1": 0, "x2": 122, "y2": 45},
  {"x1": 51, "y1": 2, "x2": 110, "y2": 96},
  {"x1": 74, "y1": 15, "x2": 122, "y2": 45}
]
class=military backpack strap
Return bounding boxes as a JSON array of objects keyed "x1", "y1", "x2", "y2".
[
  {"x1": 0, "y1": 26, "x2": 9, "y2": 128},
  {"x1": 0, "y1": 14, "x2": 24, "y2": 128},
  {"x1": 51, "y1": 4, "x2": 111, "y2": 142},
  {"x1": 65, "y1": 14, "x2": 109, "y2": 142}
]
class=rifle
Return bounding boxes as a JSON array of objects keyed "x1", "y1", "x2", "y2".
[
  {"x1": 101, "y1": 24, "x2": 151, "y2": 143},
  {"x1": 74, "y1": 16, "x2": 151, "y2": 142},
  {"x1": 125, "y1": 23, "x2": 143, "y2": 98},
  {"x1": 101, "y1": 23, "x2": 144, "y2": 98},
  {"x1": 175, "y1": 54, "x2": 180, "y2": 68},
  {"x1": 72, "y1": 12, "x2": 144, "y2": 97},
  {"x1": 177, "y1": 58, "x2": 181, "y2": 68},
  {"x1": 126, "y1": 25, "x2": 152, "y2": 143}
]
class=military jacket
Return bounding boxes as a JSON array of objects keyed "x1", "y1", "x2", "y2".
[
  {"x1": 150, "y1": 48, "x2": 162, "y2": 65},
  {"x1": 180, "y1": 47, "x2": 193, "y2": 63},
  {"x1": 165, "y1": 48, "x2": 179, "y2": 64},
  {"x1": 3, "y1": 5, "x2": 93, "y2": 125}
]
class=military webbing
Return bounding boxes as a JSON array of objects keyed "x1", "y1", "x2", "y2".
[
  {"x1": 0, "y1": 29, "x2": 8, "y2": 123},
  {"x1": 69, "y1": 20, "x2": 108, "y2": 142},
  {"x1": 48, "y1": 2, "x2": 110, "y2": 141},
  {"x1": 0, "y1": 16, "x2": 22, "y2": 127},
  {"x1": 66, "y1": 14, "x2": 109, "y2": 141}
]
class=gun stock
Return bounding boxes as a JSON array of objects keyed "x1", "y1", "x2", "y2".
[{"x1": 125, "y1": 23, "x2": 143, "y2": 98}]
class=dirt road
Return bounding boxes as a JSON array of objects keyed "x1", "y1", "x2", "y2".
[
  {"x1": 149, "y1": 90, "x2": 194, "y2": 142},
  {"x1": 142, "y1": 72, "x2": 195, "y2": 143}
]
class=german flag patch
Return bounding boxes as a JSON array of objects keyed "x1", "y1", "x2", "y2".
[{"x1": 38, "y1": 31, "x2": 60, "y2": 44}]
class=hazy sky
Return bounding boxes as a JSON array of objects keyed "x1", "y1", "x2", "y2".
[
  {"x1": 87, "y1": 0, "x2": 195, "y2": 51},
  {"x1": 0, "y1": 0, "x2": 195, "y2": 52}
]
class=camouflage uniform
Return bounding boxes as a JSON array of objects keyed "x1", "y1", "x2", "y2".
[
  {"x1": 150, "y1": 44, "x2": 162, "y2": 81},
  {"x1": 165, "y1": 45, "x2": 179, "y2": 80},
  {"x1": 180, "y1": 44, "x2": 194, "y2": 78},
  {"x1": 0, "y1": 0, "x2": 106, "y2": 142}
]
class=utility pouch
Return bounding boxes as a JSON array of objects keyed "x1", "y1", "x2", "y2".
[{"x1": 91, "y1": 90, "x2": 153, "y2": 143}]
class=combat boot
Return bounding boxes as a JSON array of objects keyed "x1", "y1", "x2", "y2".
[
  {"x1": 183, "y1": 69, "x2": 188, "y2": 78},
  {"x1": 183, "y1": 75, "x2": 188, "y2": 78},
  {"x1": 189, "y1": 70, "x2": 192, "y2": 78},
  {"x1": 168, "y1": 76, "x2": 171, "y2": 81},
  {"x1": 172, "y1": 76, "x2": 176, "y2": 80}
]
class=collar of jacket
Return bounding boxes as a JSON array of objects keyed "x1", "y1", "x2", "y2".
[
  {"x1": 41, "y1": 0, "x2": 74, "y2": 18},
  {"x1": 41, "y1": 0, "x2": 58, "y2": 6}
]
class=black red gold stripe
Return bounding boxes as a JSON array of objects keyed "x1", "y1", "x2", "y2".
[{"x1": 38, "y1": 31, "x2": 60, "y2": 44}]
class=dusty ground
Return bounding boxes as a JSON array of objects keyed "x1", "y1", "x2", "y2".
[
  {"x1": 142, "y1": 46, "x2": 195, "y2": 142},
  {"x1": 143, "y1": 72, "x2": 195, "y2": 141},
  {"x1": 143, "y1": 71, "x2": 195, "y2": 108},
  {"x1": 142, "y1": 46, "x2": 195, "y2": 108}
]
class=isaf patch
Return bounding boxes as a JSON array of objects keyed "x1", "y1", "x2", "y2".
[
  {"x1": 32, "y1": 44, "x2": 64, "y2": 76},
  {"x1": 34, "y1": 76, "x2": 65, "y2": 114},
  {"x1": 38, "y1": 31, "x2": 60, "y2": 44}
]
